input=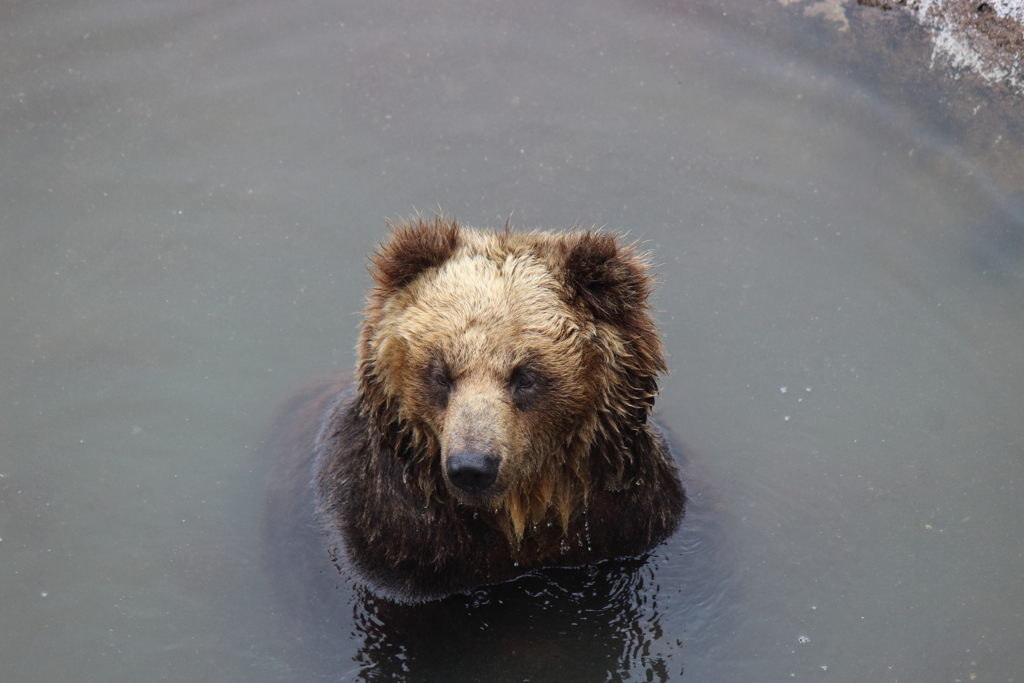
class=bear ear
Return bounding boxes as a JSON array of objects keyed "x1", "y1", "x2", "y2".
[
  {"x1": 370, "y1": 216, "x2": 461, "y2": 292},
  {"x1": 561, "y1": 231, "x2": 655, "y2": 327}
]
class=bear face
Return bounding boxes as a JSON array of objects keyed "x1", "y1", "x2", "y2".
[
  {"x1": 275, "y1": 215, "x2": 686, "y2": 601},
  {"x1": 354, "y1": 217, "x2": 672, "y2": 544}
]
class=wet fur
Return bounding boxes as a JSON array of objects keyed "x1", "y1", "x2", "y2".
[{"x1": 285, "y1": 216, "x2": 685, "y2": 601}]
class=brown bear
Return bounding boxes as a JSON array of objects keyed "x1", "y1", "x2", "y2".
[{"x1": 263, "y1": 216, "x2": 685, "y2": 603}]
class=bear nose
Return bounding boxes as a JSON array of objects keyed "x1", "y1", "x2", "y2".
[{"x1": 446, "y1": 453, "x2": 499, "y2": 494}]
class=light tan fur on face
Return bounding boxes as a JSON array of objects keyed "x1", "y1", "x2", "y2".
[{"x1": 359, "y1": 222, "x2": 660, "y2": 546}]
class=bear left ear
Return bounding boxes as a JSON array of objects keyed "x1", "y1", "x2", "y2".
[
  {"x1": 369, "y1": 216, "x2": 461, "y2": 293},
  {"x1": 561, "y1": 231, "x2": 655, "y2": 327}
]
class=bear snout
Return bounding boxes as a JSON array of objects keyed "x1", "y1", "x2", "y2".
[{"x1": 445, "y1": 452, "x2": 500, "y2": 494}]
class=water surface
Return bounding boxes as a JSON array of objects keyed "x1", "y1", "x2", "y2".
[{"x1": 2, "y1": 1, "x2": 1022, "y2": 681}]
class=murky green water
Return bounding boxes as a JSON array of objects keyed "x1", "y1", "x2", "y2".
[{"x1": 2, "y1": 1, "x2": 1022, "y2": 681}]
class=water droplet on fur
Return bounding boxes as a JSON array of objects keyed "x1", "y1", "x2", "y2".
[
  {"x1": 513, "y1": 562, "x2": 519, "y2": 567},
  {"x1": 473, "y1": 511, "x2": 478, "y2": 520}
]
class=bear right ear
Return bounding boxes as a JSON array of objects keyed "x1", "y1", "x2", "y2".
[
  {"x1": 370, "y1": 216, "x2": 461, "y2": 292},
  {"x1": 561, "y1": 230, "x2": 655, "y2": 328}
]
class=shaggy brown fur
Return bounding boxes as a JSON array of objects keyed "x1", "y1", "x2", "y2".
[{"x1": 274, "y1": 216, "x2": 684, "y2": 602}]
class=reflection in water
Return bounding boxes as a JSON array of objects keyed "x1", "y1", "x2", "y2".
[{"x1": 352, "y1": 562, "x2": 665, "y2": 683}]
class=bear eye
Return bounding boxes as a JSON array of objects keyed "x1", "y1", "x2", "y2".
[
  {"x1": 432, "y1": 368, "x2": 452, "y2": 388},
  {"x1": 509, "y1": 367, "x2": 543, "y2": 411},
  {"x1": 426, "y1": 359, "x2": 453, "y2": 405},
  {"x1": 513, "y1": 373, "x2": 534, "y2": 390}
]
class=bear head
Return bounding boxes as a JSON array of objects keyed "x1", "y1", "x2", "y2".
[{"x1": 357, "y1": 216, "x2": 666, "y2": 543}]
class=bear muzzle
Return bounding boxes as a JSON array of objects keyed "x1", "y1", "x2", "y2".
[{"x1": 445, "y1": 452, "x2": 500, "y2": 495}]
